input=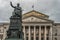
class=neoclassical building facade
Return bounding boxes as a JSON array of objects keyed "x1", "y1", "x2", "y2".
[{"x1": 0, "y1": 10, "x2": 60, "y2": 40}]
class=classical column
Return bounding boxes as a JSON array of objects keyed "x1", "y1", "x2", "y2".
[
  {"x1": 44, "y1": 26, "x2": 46, "y2": 40},
  {"x1": 24, "y1": 26, "x2": 26, "y2": 40},
  {"x1": 39, "y1": 26, "x2": 41, "y2": 40},
  {"x1": 29, "y1": 26, "x2": 31, "y2": 40},
  {"x1": 50, "y1": 26, "x2": 52, "y2": 40},
  {"x1": 34, "y1": 26, "x2": 36, "y2": 40}
]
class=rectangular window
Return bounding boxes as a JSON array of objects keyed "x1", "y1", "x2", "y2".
[
  {"x1": 36, "y1": 37, "x2": 39, "y2": 40},
  {"x1": 47, "y1": 37, "x2": 49, "y2": 40},
  {"x1": 55, "y1": 38, "x2": 57, "y2": 40},
  {"x1": 41, "y1": 37, "x2": 44, "y2": 40},
  {"x1": 31, "y1": 37, "x2": 34, "y2": 40},
  {"x1": 26, "y1": 37, "x2": 28, "y2": 40}
]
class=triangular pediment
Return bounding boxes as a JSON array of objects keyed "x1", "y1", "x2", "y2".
[
  {"x1": 22, "y1": 16, "x2": 52, "y2": 22},
  {"x1": 22, "y1": 10, "x2": 49, "y2": 19}
]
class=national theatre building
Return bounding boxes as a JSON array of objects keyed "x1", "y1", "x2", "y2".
[{"x1": 0, "y1": 10, "x2": 60, "y2": 40}]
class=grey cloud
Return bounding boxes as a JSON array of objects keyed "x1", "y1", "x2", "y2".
[{"x1": 0, "y1": 0, "x2": 60, "y2": 23}]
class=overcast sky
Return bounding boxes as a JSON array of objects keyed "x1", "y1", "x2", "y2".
[{"x1": 0, "y1": 0, "x2": 60, "y2": 23}]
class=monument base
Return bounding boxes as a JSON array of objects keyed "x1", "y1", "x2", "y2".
[{"x1": 5, "y1": 38, "x2": 23, "y2": 40}]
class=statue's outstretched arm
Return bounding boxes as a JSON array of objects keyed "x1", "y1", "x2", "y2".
[{"x1": 10, "y1": 2, "x2": 15, "y2": 8}]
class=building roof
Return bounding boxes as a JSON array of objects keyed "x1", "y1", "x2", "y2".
[{"x1": 22, "y1": 10, "x2": 49, "y2": 19}]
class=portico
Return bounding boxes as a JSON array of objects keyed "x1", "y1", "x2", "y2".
[
  {"x1": 23, "y1": 23, "x2": 52, "y2": 40},
  {"x1": 22, "y1": 10, "x2": 53, "y2": 40}
]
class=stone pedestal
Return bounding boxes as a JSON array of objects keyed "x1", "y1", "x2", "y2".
[
  {"x1": 5, "y1": 38, "x2": 23, "y2": 40},
  {"x1": 5, "y1": 15, "x2": 23, "y2": 40}
]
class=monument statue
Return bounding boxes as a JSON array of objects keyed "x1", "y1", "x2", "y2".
[
  {"x1": 10, "y1": 2, "x2": 22, "y2": 17},
  {"x1": 5, "y1": 1, "x2": 23, "y2": 40}
]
